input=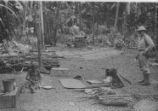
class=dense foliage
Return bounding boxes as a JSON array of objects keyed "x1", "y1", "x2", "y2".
[{"x1": 0, "y1": 1, "x2": 157, "y2": 46}]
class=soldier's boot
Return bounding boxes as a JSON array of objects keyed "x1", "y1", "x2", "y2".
[
  {"x1": 138, "y1": 73, "x2": 145, "y2": 83},
  {"x1": 140, "y1": 74, "x2": 150, "y2": 86}
]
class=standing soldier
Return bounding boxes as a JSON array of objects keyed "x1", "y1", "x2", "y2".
[{"x1": 136, "y1": 26, "x2": 155, "y2": 86}]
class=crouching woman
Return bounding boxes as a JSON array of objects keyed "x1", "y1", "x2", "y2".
[{"x1": 26, "y1": 63, "x2": 41, "y2": 93}]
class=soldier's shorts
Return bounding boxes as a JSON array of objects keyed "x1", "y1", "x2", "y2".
[{"x1": 137, "y1": 52, "x2": 150, "y2": 74}]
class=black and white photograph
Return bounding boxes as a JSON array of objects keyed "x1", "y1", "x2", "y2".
[{"x1": 0, "y1": 0, "x2": 158, "y2": 111}]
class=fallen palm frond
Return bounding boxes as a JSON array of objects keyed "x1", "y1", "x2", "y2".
[{"x1": 0, "y1": 4, "x2": 17, "y2": 17}]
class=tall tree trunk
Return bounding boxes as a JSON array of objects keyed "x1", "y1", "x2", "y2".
[
  {"x1": 52, "y1": 3, "x2": 60, "y2": 46},
  {"x1": 40, "y1": 1, "x2": 45, "y2": 48},
  {"x1": 36, "y1": 2, "x2": 42, "y2": 68},
  {"x1": 25, "y1": 2, "x2": 30, "y2": 44},
  {"x1": 37, "y1": 23, "x2": 42, "y2": 68},
  {"x1": 5, "y1": 1, "x2": 9, "y2": 40},
  {"x1": 53, "y1": 27, "x2": 57, "y2": 46},
  {"x1": 123, "y1": 11, "x2": 127, "y2": 41},
  {"x1": 114, "y1": 3, "x2": 120, "y2": 31},
  {"x1": 92, "y1": 8, "x2": 95, "y2": 45},
  {"x1": 123, "y1": 3, "x2": 129, "y2": 41},
  {"x1": 155, "y1": 4, "x2": 157, "y2": 40},
  {"x1": 96, "y1": 22, "x2": 98, "y2": 35},
  {"x1": 23, "y1": 2, "x2": 26, "y2": 36},
  {"x1": 78, "y1": 3, "x2": 81, "y2": 29}
]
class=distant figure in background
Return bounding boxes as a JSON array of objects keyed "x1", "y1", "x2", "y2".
[
  {"x1": 26, "y1": 63, "x2": 41, "y2": 93},
  {"x1": 2, "y1": 39, "x2": 9, "y2": 53},
  {"x1": 70, "y1": 24, "x2": 80, "y2": 36},
  {"x1": 136, "y1": 26, "x2": 155, "y2": 86}
]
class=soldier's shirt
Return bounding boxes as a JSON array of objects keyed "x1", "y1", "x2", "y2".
[{"x1": 137, "y1": 33, "x2": 154, "y2": 51}]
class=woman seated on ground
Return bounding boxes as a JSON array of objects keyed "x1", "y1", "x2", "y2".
[{"x1": 26, "y1": 63, "x2": 41, "y2": 93}]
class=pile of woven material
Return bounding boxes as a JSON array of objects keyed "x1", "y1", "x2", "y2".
[
  {"x1": 0, "y1": 59, "x2": 12, "y2": 73},
  {"x1": 0, "y1": 57, "x2": 24, "y2": 73},
  {"x1": 0, "y1": 54, "x2": 60, "y2": 74},
  {"x1": 0, "y1": 40, "x2": 60, "y2": 74}
]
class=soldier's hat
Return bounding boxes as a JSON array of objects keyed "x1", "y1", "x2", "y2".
[{"x1": 137, "y1": 26, "x2": 146, "y2": 32}]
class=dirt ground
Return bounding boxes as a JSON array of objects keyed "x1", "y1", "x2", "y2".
[{"x1": 1, "y1": 47, "x2": 158, "y2": 111}]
